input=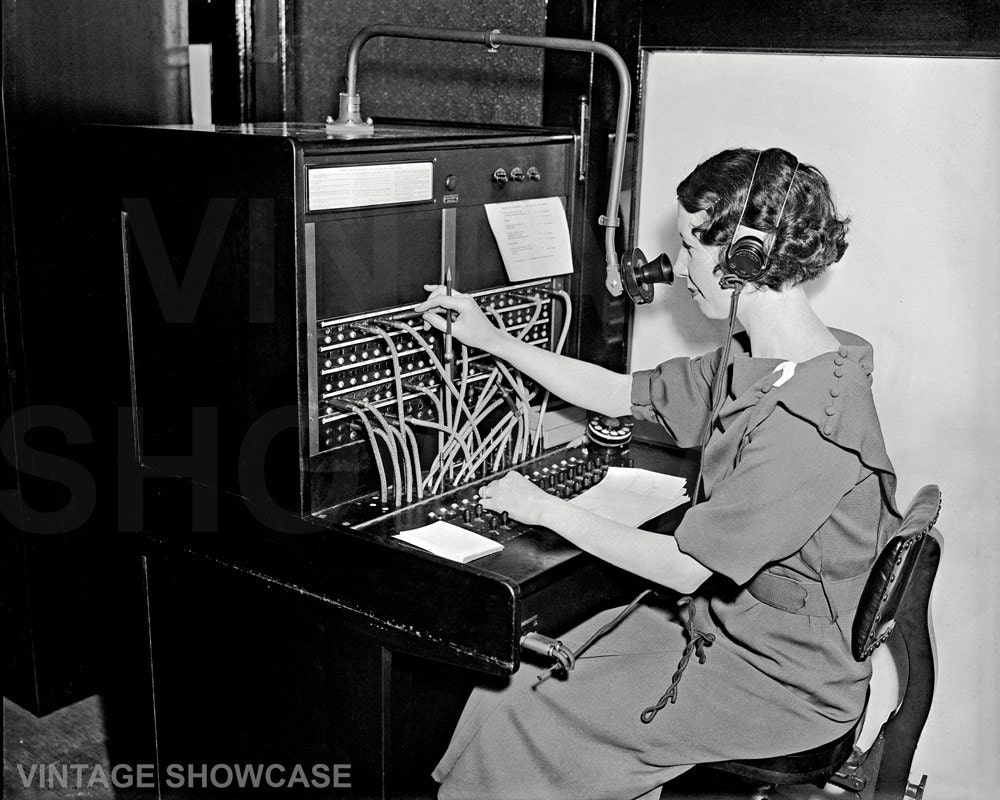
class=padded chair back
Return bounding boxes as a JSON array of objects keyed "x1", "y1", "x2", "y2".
[{"x1": 853, "y1": 485, "x2": 942, "y2": 661}]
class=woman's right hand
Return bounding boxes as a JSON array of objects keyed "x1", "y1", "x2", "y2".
[{"x1": 413, "y1": 285, "x2": 506, "y2": 353}]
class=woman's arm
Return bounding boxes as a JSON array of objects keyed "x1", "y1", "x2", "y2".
[
  {"x1": 479, "y1": 471, "x2": 712, "y2": 594},
  {"x1": 414, "y1": 286, "x2": 633, "y2": 418}
]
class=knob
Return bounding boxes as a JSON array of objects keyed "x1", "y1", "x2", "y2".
[
  {"x1": 492, "y1": 168, "x2": 509, "y2": 184},
  {"x1": 527, "y1": 166, "x2": 541, "y2": 181},
  {"x1": 510, "y1": 167, "x2": 525, "y2": 182},
  {"x1": 445, "y1": 174, "x2": 458, "y2": 191}
]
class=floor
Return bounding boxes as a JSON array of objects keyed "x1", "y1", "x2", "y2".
[
  {"x1": 3, "y1": 696, "x2": 113, "y2": 800},
  {"x1": 3, "y1": 693, "x2": 858, "y2": 800}
]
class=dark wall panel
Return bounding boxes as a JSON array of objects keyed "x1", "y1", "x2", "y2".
[
  {"x1": 2, "y1": 0, "x2": 191, "y2": 714},
  {"x1": 638, "y1": 0, "x2": 1000, "y2": 56},
  {"x1": 293, "y1": 0, "x2": 547, "y2": 125}
]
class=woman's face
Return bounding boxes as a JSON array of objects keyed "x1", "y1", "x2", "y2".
[{"x1": 675, "y1": 205, "x2": 731, "y2": 319}]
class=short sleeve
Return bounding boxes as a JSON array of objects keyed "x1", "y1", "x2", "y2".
[
  {"x1": 630, "y1": 349, "x2": 722, "y2": 448},
  {"x1": 674, "y1": 407, "x2": 861, "y2": 585}
]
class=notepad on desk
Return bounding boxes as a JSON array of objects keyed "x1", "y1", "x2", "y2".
[
  {"x1": 569, "y1": 466, "x2": 688, "y2": 527},
  {"x1": 393, "y1": 521, "x2": 503, "y2": 563}
]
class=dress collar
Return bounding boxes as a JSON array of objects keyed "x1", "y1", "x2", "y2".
[{"x1": 728, "y1": 330, "x2": 875, "y2": 399}]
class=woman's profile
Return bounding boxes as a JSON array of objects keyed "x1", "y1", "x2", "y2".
[{"x1": 415, "y1": 147, "x2": 901, "y2": 800}]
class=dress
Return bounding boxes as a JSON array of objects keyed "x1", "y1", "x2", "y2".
[{"x1": 433, "y1": 330, "x2": 900, "y2": 800}]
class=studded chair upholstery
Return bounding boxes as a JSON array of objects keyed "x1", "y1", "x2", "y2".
[{"x1": 689, "y1": 485, "x2": 943, "y2": 800}]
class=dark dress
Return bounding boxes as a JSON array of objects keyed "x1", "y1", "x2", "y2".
[{"x1": 433, "y1": 330, "x2": 900, "y2": 800}]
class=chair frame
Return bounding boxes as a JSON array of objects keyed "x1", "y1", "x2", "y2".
[{"x1": 828, "y1": 527, "x2": 941, "y2": 799}]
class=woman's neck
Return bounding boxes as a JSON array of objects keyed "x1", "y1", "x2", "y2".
[{"x1": 737, "y1": 283, "x2": 840, "y2": 362}]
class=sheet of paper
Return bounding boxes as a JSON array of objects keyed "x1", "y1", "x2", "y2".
[
  {"x1": 568, "y1": 467, "x2": 689, "y2": 528},
  {"x1": 393, "y1": 520, "x2": 503, "y2": 563},
  {"x1": 484, "y1": 197, "x2": 574, "y2": 282},
  {"x1": 188, "y1": 44, "x2": 213, "y2": 126}
]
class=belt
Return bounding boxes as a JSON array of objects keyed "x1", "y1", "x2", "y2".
[{"x1": 747, "y1": 570, "x2": 870, "y2": 619}]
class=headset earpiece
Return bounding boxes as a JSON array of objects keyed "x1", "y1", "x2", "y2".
[
  {"x1": 722, "y1": 151, "x2": 800, "y2": 287},
  {"x1": 725, "y1": 225, "x2": 770, "y2": 282}
]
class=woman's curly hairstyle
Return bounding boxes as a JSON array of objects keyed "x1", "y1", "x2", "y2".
[{"x1": 676, "y1": 148, "x2": 849, "y2": 290}]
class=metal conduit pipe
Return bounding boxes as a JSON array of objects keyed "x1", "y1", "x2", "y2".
[{"x1": 327, "y1": 24, "x2": 631, "y2": 297}]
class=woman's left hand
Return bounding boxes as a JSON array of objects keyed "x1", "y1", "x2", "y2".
[{"x1": 478, "y1": 472, "x2": 559, "y2": 528}]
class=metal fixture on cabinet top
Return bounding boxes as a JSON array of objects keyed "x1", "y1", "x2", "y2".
[{"x1": 327, "y1": 24, "x2": 633, "y2": 298}]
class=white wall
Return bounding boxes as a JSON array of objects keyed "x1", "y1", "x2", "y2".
[{"x1": 632, "y1": 51, "x2": 1000, "y2": 800}]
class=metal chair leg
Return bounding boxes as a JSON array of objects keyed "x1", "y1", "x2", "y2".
[{"x1": 905, "y1": 775, "x2": 928, "y2": 799}]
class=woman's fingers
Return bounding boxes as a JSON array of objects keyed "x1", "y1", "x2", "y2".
[
  {"x1": 413, "y1": 289, "x2": 467, "y2": 314},
  {"x1": 422, "y1": 312, "x2": 453, "y2": 333},
  {"x1": 415, "y1": 294, "x2": 463, "y2": 333},
  {"x1": 478, "y1": 473, "x2": 534, "y2": 513},
  {"x1": 413, "y1": 284, "x2": 502, "y2": 351},
  {"x1": 478, "y1": 479, "x2": 503, "y2": 513},
  {"x1": 413, "y1": 294, "x2": 463, "y2": 314}
]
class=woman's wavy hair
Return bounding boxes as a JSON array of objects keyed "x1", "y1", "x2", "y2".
[{"x1": 676, "y1": 148, "x2": 849, "y2": 290}]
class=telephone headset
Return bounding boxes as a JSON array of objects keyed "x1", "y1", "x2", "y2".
[{"x1": 617, "y1": 149, "x2": 800, "y2": 304}]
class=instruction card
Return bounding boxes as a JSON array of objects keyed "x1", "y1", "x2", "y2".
[
  {"x1": 394, "y1": 521, "x2": 503, "y2": 563},
  {"x1": 484, "y1": 197, "x2": 574, "y2": 282}
]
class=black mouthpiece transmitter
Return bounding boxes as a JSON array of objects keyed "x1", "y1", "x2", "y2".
[{"x1": 619, "y1": 248, "x2": 673, "y2": 305}]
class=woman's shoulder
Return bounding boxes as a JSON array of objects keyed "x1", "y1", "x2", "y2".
[
  {"x1": 773, "y1": 331, "x2": 877, "y2": 428},
  {"x1": 826, "y1": 328, "x2": 876, "y2": 373},
  {"x1": 760, "y1": 330, "x2": 896, "y2": 492}
]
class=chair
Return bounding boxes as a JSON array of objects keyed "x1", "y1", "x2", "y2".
[{"x1": 691, "y1": 485, "x2": 943, "y2": 800}]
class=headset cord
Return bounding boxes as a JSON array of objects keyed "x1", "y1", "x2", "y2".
[
  {"x1": 638, "y1": 279, "x2": 740, "y2": 720},
  {"x1": 691, "y1": 281, "x2": 744, "y2": 505},
  {"x1": 532, "y1": 282, "x2": 739, "y2": 701},
  {"x1": 535, "y1": 589, "x2": 655, "y2": 684},
  {"x1": 640, "y1": 596, "x2": 715, "y2": 723}
]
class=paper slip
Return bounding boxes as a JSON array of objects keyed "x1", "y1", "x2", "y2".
[
  {"x1": 569, "y1": 467, "x2": 688, "y2": 527},
  {"x1": 484, "y1": 197, "x2": 574, "y2": 282},
  {"x1": 394, "y1": 521, "x2": 503, "y2": 563}
]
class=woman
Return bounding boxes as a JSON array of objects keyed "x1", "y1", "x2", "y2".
[{"x1": 414, "y1": 148, "x2": 900, "y2": 800}]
